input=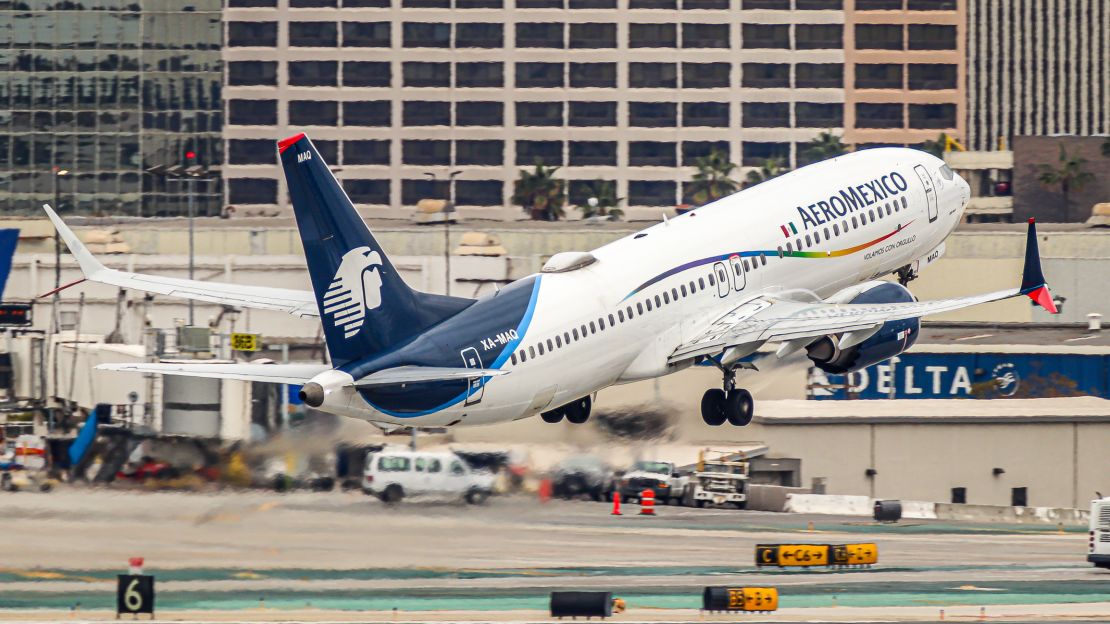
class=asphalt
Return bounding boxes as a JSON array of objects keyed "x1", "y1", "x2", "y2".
[{"x1": 1, "y1": 488, "x2": 1104, "y2": 621}]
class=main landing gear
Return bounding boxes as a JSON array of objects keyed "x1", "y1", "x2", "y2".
[
  {"x1": 701, "y1": 367, "x2": 754, "y2": 427},
  {"x1": 541, "y1": 396, "x2": 592, "y2": 424}
]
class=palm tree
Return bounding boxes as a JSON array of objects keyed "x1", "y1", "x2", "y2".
[
  {"x1": 687, "y1": 150, "x2": 739, "y2": 205},
  {"x1": 742, "y1": 156, "x2": 788, "y2": 189},
  {"x1": 576, "y1": 179, "x2": 623, "y2": 220},
  {"x1": 512, "y1": 162, "x2": 566, "y2": 221},
  {"x1": 801, "y1": 131, "x2": 850, "y2": 164},
  {"x1": 1038, "y1": 145, "x2": 1095, "y2": 221}
]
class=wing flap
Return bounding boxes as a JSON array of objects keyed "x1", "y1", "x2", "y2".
[
  {"x1": 96, "y1": 362, "x2": 331, "y2": 384},
  {"x1": 354, "y1": 366, "x2": 508, "y2": 387}
]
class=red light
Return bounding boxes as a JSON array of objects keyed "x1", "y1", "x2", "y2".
[{"x1": 185, "y1": 151, "x2": 196, "y2": 160}]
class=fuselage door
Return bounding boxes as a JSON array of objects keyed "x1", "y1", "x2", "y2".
[
  {"x1": 460, "y1": 346, "x2": 484, "y2": 406},
  {"x1": 914, "y1": 164, "x2": 938, "y2": 222},
  {"x1": 728, "y1": 255, "x2": 746, "y2": 291},
  {"x1": 713, "y1": 261, "x2": 731, "y2": 297}
]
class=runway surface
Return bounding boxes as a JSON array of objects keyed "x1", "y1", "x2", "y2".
[{"x1": 1, "y1": 488, "x2": 1103, "y2": 621}]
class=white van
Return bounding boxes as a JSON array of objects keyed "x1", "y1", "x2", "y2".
[
  {"x1": 1089, "y1": 497, "x2": 1110, "y2": 569},
  {"x1": 363, "y1": 449, "x2": 494, "y2": 504}
]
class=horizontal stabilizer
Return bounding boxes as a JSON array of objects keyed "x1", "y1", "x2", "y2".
[
  {"x1": 96, "y1": 362, "x2": 332, "y2": 384},
  {"x1": 354, "y1": 366, "x2": 508, "y2": 387}
]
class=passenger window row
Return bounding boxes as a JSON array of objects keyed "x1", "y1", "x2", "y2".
[{"x1": 779, "y1": 195, "x2": 908, "y2": 254}]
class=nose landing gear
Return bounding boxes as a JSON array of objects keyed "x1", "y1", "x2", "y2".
[{"x1": 701, "y1": 367, "x2": 754, "y2": 427}]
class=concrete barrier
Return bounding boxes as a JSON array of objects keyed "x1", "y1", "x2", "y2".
[
  {"x1": 783, "y1": 494, "x2": 874, "y2": 516},
  {"x1": 747, "y1": 485, "x2": 810, "y2": 512},
  {"x1": 783, "y1": 494, "x2": 1085, "y2": 525}
]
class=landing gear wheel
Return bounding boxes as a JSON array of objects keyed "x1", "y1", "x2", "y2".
[
  {"x1": 565, "y1": 396, "x2": 592, "y2": 424},
  {"x1": 725, "y1": 389, "x2": 754, "y2": 426},
  {"x1": 540, "y1": 408, "x2": 565, "y2": 424},
  {"x1": 700, "y1": 389, "x2": 727, "y2": 426}
]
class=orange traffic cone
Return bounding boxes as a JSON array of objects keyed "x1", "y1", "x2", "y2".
[
  {"x1": 538, "y1": 478, "x2": 552, "y2": 503},
  {"x1": 611, "y1": 491, "x2": 622, "y2": 515},
  {"x1": 640, "y1": 489, "x2": 656, "y2": 515}
]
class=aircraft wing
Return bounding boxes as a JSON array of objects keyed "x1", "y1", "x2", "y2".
[
  {"x1": 670, "y1": 219, "x2": 1057, "y2": 364},
  {"x1": 43, "y1": 204, "x2": 319, "y2": 318},
  {"x1": 96, "y1": 362, "x2": 332, "y2": 384}
]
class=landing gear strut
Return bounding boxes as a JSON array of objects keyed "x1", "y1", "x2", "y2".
[
  {"x1": 894, "y1": 265, "x2": 918, "y2": 287},
  {"x1": 701, "y1": 366, "x2": 754, "y2": 427}
]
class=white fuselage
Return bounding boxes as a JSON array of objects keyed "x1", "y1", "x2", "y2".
[{"x1": 337, "y1": 148, "x2": 969, "y2": 428}]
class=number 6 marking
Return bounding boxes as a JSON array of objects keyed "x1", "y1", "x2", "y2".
[{"x1": 124, "y1": 578, "x2": 143, "y2": 611}]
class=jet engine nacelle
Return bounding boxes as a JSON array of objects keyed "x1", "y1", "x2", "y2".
[
  {"x1": 805, "y1": 281, "x2": 920, "y2": 375},
  {"x1": 299, "y1": 369, "x2": 356, "y2": 409}
]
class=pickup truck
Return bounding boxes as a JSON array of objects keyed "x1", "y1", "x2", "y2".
[{"x1": 613, "y1": 460, "x2": 688, "y2": 504}]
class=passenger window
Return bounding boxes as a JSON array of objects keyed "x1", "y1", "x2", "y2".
[
  {"x1": 796, "y1": 237, "x2": 803, "y2": 249},
  {"x1": 824, "y1": 227, "x2": 830, "y2": 239},
  {"x1": 428, "y1": 459, "x2": 442, "y2": 473},
  {"x1": 589, "y1": 321, "x2": 596, "y2": 334},
  {"x1": 450, "y1": 461, "x2": 465, "y2": 476},
  {"x1": 777, "y1": 246, "x2": 783, "y2": 258},
  {"x1": 415, "y1": 457, "x2": 427, "y2": 472},
  {"x1": 681, "y1": 284, "x2": 688, "y2": 297},
  {"x1": 529, "y1": 346, "x2": 536, "y2": 358},
  {"x1": 832, "y1": 224, "x2": 839, "y2": 236},
  {"x1": 851, "y1": 216, "x2": 858, "y2": 228},
  {"x1": 598, "y1": 318, "x2": 605, "y2": 330},
  {"x1": 814, "y1": 231, "x2": 821, "y2": 243},
  {"x1": 581, "y1": 324, "x2": 587, "y2": 336},
  {"x1": 538, "y1": 343, "x2": 545, "y2": 355},
  {"x1": 637, "y1": 302, "x2": 644, "y2": 314},
  {"x1": 519, "y1": 350, "x2": 526, "y2": 362},
  {"x1": 761, "y1": 255, "x2": 767, "y2": 266},
  {"x1": 546, "y1": 338, "x2": 553, "y2": 351},
  {"x1": 698, "y1": 277, "x2": 705, "y2": 289},
  {"x1": 609, "y1": 314, "x2": 615, "y2": 325},
  {"x1": 886, "y1": 204, "x2": 892, "y2": 216},
  {"x1": 511, "y1": 353, "x2": 518, "y2": 365},
  {"x1": 869, "y1": 209, "x2": 875, "y2": 220},
  {"x1": 646, "y1": 299, "x2": 653, "y2": 311},
  {"x1": 379, "y1": 456, "x2": 411, "y2": 472},
  {"x1": 555, "y1": 335, "x2": 562, "y2": 348},
  {"x1": 573, "y1": 328, "x2": 580, "y2": 340},
  {"x1": 564, "y1": 331, "x2": 570, "y2": 344},
  {"x1": 860, "y1": 213, "x2": 867, "y2": 225},
  {"x1": 805, "y1": 234, "x2": 813, "y2": 246},
  {"x1": 901, "y1": 196, "x2": 907, "y2": 208},
  {"x1": 743, "y1": 259, "x2": 750, "y2": 271},
  {"x1": 618, "y1": 309, "x2": 625, "y2": 322},
  {"x1": 655, "y1": 295, "x2": 662, "y2": 307},
  {"x1": 717, "y1": 268, "x2": 727, "y2": 282},
  {"x1": 627, "y1": 305, "x2": 634, "y2": 318},
  {"x1": 786, "y1": 242, "x2": 793, "y2": 252},
  {"x1": 671, "y1": 288, "x2": 678, "y2": 301}
]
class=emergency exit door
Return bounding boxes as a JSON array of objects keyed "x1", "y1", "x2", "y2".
[
  {"x1": 460, "y1": 347, "x2": 484, "y2": 406},
  {"x1": 914, "y1": 164, "x2": 938, "y2": 222}
]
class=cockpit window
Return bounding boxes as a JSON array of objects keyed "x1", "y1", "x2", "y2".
[{"x1": 938, "y1": 164, "x2": 955, "y2": 180}]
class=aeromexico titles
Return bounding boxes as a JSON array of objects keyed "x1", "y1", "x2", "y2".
[{"x1": 44, "y1": 133, "x2": 1058, "y2": 431}]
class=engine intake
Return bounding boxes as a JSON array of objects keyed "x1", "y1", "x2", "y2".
[
  {"x1": 299, "y1": 382, "x2": 325, "y2": 407},
  {"x1": 806, "y1": 282, "x2": 920, "y2": 375}
]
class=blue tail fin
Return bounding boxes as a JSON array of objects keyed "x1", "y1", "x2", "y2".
[{"x1": 278, "y1": 133, "x2": 473, "y2": 366}]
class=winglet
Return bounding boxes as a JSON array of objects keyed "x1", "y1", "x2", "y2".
[
  {"x1": 1018, "y1": 218, "x2": 1058, "y2": 314},
  {"x1": 42, "y1": 204, "x2": 107, "y2": 279}
]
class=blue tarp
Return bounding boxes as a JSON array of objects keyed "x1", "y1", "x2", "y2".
[{"x1": 67, "y1": 412, "x2": 98, "y2": 466}]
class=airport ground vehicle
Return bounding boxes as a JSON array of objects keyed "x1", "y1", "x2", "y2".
[
  {"x1": 615, "y1": 461, "x2": 687, "y2": 504},
  {"x1": 1089, "y1": 497, "x2": 1110, "y2": 568},
  {"x1": 680, "y1": 450, "x2": 749, "y2": 508},
  {"x1": 551, "y1": 455, "x2": 614, "y2": 501},
  {"x1": 363, "y1": 448, "x2": 493, "y2": 504}
]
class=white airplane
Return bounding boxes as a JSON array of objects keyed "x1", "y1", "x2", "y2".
[{"x1": 44, "y1": 133, "x2": 1057, "y2": 430}]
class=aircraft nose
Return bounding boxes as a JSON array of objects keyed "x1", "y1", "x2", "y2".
[{"x1": 955, "y1": 172, "x2": 970, "y2": 205}]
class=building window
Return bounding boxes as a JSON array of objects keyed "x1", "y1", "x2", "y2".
[
  {"x1": 742, "y1": 24, "x2": 789, "y2": 48},
  {"x1": 742, "y1": 63, "x2": 788, "y2": 88},
  {"x1": 629, "y1": 102, "x2": 677, "y2": 127},
  {"x1": 456, "y1": 62, "x2": 503, "y2": 88},
  {"x1": 292, "y1": 0, "x2": 335, "y2": 6},
  {"x1": 682, "y1": 141, "x2": 729, "y2": 166},
  {"x1": 517, "y1": 0, "x2": 563, "y2": 7},
  {"x1": 456, "y1": 180, "x2": 503, "y2": 206},
  {"x1": 345, "y1": 179, "x2": 390, "y2": 204},
  {"x1": 344, "y1": 62, "x2": 391, "y2": 88},
  {"x1": 856, "y1": 0, "x2": 902, "y2": 8},
  {"x1": 569, "y1": 102, "x2": 617, "y2": 127},
  {"x1": 571, "y1": 0, "x2": 616, "y2": 6},
  {"x1": 402, "y1": 179, "x2": 449, "y2": 205},
  {"x1": 569, "y1": 141, "x2": 617, "y2": 166},
  {"x1": 290, "y1": 100, "x2": 338, "y2": 126},
  {"x1": 796, "y1": 0, "x2": 842, "y2": 7},
  {"x1": 516, "y1": 62, "x2": 564, "y2": 88},
  {"x1": 289, "y1": 22, "x2": 337, "y2": 47},
  {"x1": 402, "y1": 139, "x2": 450, "y2": 165},
  {"x1": 855, "y1": 103, "x2": 903, "y2": 128},
  {"x1": 316, "y1": 138, "x2": 339, "y2": 161},
  {"x1": 909, "y1": 103, "x2": 956, "y2": 129},
  {"x1": 568, "y1": 179, "x2": 616, "y2": 206},
  {"x1": 516, "y1": 101, "x2": 564, "y2": 127},
  {"x1": 229, "y1": 99, "x2": 277, "y2": 126},
  {"x1": 228, "y1": 22, "x2": 278, "y2": 47},
  {"x1": 796, "y1": 24, "x2": 842, "y2": 49},
  {"x1": 795, "y1": 102, "x2": 843, "y2": 127},
  {"x1": 343, "y1": 101, "x2": 391, "y2": 126},
  {"x1": 951, "y1": 487, "x2": 966, "y2": 504},
  {"x1": 629, "y1": 181, "x2": 676, "y2": 207},
  {"x1": 795, "y1": 63, "x2": 842, "y2": 88},
  {"x1": 229, "y1": 179, "x2": 278, "y2": 204},
  {"x1": 1011, "y1": 487, "x2": 1027, "y2": 507},
  {"x1": 228, "y1": 61, "x2": 277, "y2": 86},
  {"x1": 342, "y1": 22, "x2": 391, "y2": 47},
  {"x1": 570, "y1": 63, "x2": 617, "y2": 87},
  {"x1": 516, "y1": 23, "x2": 564, "y2": 48},
  {"x1": 228, "y1": 139, "x2": 273, "y2": 165},
  {"x1": 683, "y1": 102, "x2": 729, "y2": 127},
  {"x1": 630, "y1": 63, "x2": 677, "y2": 88},
  {"x1": 742, "y1": 102, "x2": 789, "y2": 127},
  {"x1": 229, "y1": 0, "x2": 276, "y2": 5},
  {"x1": 456, "y1": 101, "x2": 504, "y2": 126},
  {"x1": 743, "y1": 0, "x2": 788, "y2": 7},
  {"x1": 289, "y1": 61, "x2": 338, "y2": 87},
  {"x1": 908, "y1": 24, "x2": 957, "y2": 50},
  {"x1": 855, "y1": 24, "x2": 902, "y2": 50},
  {"x1": 455, "y1": 23, "x2": 503, "y2": 48},
  {"x1": 403, "y1": 62, "x2": 450, "y2": 87},
  {"x1": 516, "y1": 140, "x2": 564, "y2": 166},
  {"x1": 684, "y1": 0, "x2": 728, "y2": 7},
  {"x1": 403, "y1": 101, "x2": 451, "y2": 126},
  {"x1": 683, "y1": 63, "x2": 730, "y2": 88},
  {"x1": 682, "y1": 23, "x2": 729, "y2": 48},
  {"x1": 629, "y1": 141, "x2": 676, "y2": 167},
  {"x1": 404, "y1": 0, "x2": 449, "y2": 7},
  {"x1": 908, "y1": 0, "x2": 956, "y2": 9},
  {"x1": 403, "y1": 23, "x2": 450, "y2": 48},
  {"x1": 855, "y1": 63, "x2": 902, "y2": 89},
  {"x1": 345, "y1": 0, "x2": 390, "y2": 5},
  {"x1": 630, "y1": 23, "x2": 677, "y2": 48},
  {"x1": 344, "y1": 140, "x2": 390, "y2": 165},
  {"x1": 742, "y1": 142, "x2": 788, "y2": 167},
  {"x1": 456, "y1": 139, "x2": 504, "y2": 165},
  {"x1": 570, "y1": 23, "x2": 616, "y2": 48},
  {"x1": 457, "y1": 0, "x2": 503, "y2": 6},
  {"x1": 908, "y1": 64, "x2": 957, "y2": 90}
]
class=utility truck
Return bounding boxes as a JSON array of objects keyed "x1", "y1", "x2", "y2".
[{"x1": 680, "y1": 449, "x2": 750, "y2": 509}]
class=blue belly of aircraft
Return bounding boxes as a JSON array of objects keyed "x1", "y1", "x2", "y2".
[{"x1": 340, "y1": 276, "x2": 540, "y2": 417}]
